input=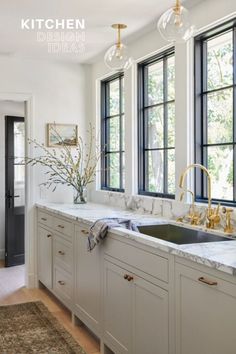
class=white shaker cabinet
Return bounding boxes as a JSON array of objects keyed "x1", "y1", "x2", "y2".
[
  {"x1": 74, "y1": 225, "x2": 101, "y2": 336},
  {"x1": 38, "y1": 226, "x2": 53, "y2": 289},
  {"x1": 103, "y1": 259, "x2": 169, "y2": 354},
  {"x1": 175, "y1": 262, "x2": 236, "y2": 354}
]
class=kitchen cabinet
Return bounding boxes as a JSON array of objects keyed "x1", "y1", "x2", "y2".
[
  {"x1": 175, "y1": 262, "x2": 236, "y2": 354},
  {"x1": 103, "y1": 259, "x2": 169, "y2": 354},
  {"x1": 38, "y1": 226, "x2": 53, "y2": 289},
  {"x1": 74, "y1": 225, "x2": 101, "y2": 336}
]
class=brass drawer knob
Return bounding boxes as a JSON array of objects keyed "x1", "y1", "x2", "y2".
[
  {"x1": 58, "y1": 250, "x2": 65, "y2": 255},
  {"x1": 58, "y1": 225, "x2": 65, "y2": 229},
  {"x1": 41, "y1": 217, "x2": 47, "y2": 221},
  {"x1": 127, "y1": 276, "x2": 134, "y2": 282},
  {"x1": 81, "y1": 229, "x2": 89, "y2": 235},
  {"x1": 198, "y1": 276, "x2": 217, "y2": 286},
  {"x1": 124, "y1": 274, "x2": 128, "y2": 280},
  {"x1": 47, "y1": 234, "x2": 52, "y2": 238},
  {"x1": 58, "y1": 280, "x2": 65, "y2": 285}
]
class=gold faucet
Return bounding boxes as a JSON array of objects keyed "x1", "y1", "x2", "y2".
[
  {"x1": 179, "y1": 188, "x2": 200, "y2": 225},
  {"x1": 179, "y1": 163, "x2": 220, "y2": 229},
  {"x1": 222, "y1": 207, "x2": 234, "y2": 234}
]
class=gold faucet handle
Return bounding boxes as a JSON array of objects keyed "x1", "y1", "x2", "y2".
[
  {"x1": 222, "y1": 207, "x2": 234, "y2": 233},
  {"x1": 222, "y1": 207, "x2": 233, "y2": 214}
]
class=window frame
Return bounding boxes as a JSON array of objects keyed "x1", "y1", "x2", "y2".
[
  {"x1": 101, "y1": 73, "x2": 125, "y2": 192},
  {"x1": 195, "y1": 19, "x2": 236, "y2": 206},
  {"x1": 138, "y1": 48, "x2": 175, "y2": 199}
]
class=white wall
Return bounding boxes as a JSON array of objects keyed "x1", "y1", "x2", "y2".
[
  {"x1": 0, "y1": 57, "x2": 88, "y2": 203},
  {"x1": 88, "y1": 0, "x2": 236, "y2": 213},
  {"x1": 0, "y1": 101, "x2": 24, "y2": 259}
]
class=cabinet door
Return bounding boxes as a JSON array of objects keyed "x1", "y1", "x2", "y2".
[
  {"x1": 176, "y1": 263, "x2": 236, "y2": 354},
  {"x1": 104, "y1": 260, "x2": 133, "y2": 354},
  {"x1": 133, "y1": 277, "x2": 169, "y2": 354},
  {"x1": 38, "y1": 226, "x2": 52, "y2": 288},
  {"x1": 74, "y1": 228, "x2": 101, "y2": 335}
]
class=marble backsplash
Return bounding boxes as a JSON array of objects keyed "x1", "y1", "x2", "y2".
[{"x1": 92, "y1": 191, "x2": 236, "y2": 233}]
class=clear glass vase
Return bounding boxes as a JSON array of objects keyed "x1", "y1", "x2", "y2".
[{"x1": 73, "y1": 186, "x2": 87, "y2": 204}]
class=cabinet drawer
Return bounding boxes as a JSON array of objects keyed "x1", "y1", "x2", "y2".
[
  {"x1": 38, "y1": 209, "x2": 53, "y2": 228},
  {"x1": 53, "y1": 267, "x2": 72, "y2": 305},
  {"x1": 54, "y1": 236, "x2": 73, "y2": 273},
  {"x1": 104, "y1": 237, "x2": 169, "y2": 283},
  {"x1": 53, "y1": 216, "x2": 73, "y2": 239}
]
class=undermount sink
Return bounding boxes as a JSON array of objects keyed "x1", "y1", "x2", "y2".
[{"x1": 137, "y1": 224, "x2": 234, "y2": 245}]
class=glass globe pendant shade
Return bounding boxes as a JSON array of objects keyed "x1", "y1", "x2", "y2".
[
  {"x1": 104, "y1": 24, "x2": 133, "y2": 72},
  {"x1": 104, "y1": 43, "x2": 133, "y2": 72},
  {"x1": 157, "y1": 3, "x2": 195, "y2": 43}
]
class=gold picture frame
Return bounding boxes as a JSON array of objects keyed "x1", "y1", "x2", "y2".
[{"x1": 47, "y1": 123, "x2": 78, "y2": 147}]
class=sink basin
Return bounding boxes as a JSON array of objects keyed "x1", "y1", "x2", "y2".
[{"x1": 137, "y1": 224, "x2": 234, "y2": 245}]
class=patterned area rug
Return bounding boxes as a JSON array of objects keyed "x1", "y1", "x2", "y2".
[{"x1": 0, "y1": 301, "x2": 87, "y2": 354}]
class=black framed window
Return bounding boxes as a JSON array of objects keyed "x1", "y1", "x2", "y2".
[
  {"x1": 101, "y1": 74, "x2": 125, "y2": 192},
  {"x1": 138, "y1": 49, "x2": 175, "y2": 198},
  {"x1": 195, "y1": 20, "x2": 236, "y2": 204}
]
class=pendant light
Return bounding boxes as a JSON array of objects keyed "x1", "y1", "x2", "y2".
[
  {"x1": 104, "y1": 24, "x2": 133, "y2": 72},
  {"x1": 157, "y1": 0, "x2": 195, "y2": 43}
]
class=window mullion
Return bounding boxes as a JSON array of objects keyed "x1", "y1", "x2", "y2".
[
  {"x1": 163, "y1": 56, "x2": 168, "y2": 194},
  {"x1": 233, "y1": 26, "x2": 236, "y2": 200}
]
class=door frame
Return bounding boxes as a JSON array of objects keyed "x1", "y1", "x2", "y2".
[{"x1": 0, "y1": 93, "x2": 35, "y2": 288}]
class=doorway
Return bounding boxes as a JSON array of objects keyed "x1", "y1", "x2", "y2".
[
  {"x1": 0, "y1": 101, "x2": 26, "y2": 293},
  {"x1": 5, "y1": 116, "x2": 25, "y2": 267}
]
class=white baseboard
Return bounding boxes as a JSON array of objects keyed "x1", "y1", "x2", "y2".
[{"x1": 0, "y1": 249, "x2": 5, "y2": 260}]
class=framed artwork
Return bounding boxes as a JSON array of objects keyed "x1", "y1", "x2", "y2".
[{"x1": 47, "y1": 123, "x2": 78, "y2": 147}]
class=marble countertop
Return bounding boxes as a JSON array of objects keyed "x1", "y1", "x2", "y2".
[{"x1": 36, "y1": 201, "x2": 236, "y2": 277}]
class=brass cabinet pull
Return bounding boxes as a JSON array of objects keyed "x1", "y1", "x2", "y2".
[
  {"x1": 81, "y1": 229, "x2": 89, "y2": 235},
  {"x1": 58, "y1": 250, "x2": 65, "y2": 255},
  {"x1": 198, "y1": 276, "x2": 218, "y2": 286},
  {"x1": 124, "y1": 274, "x2": 134, "y2": 281},
  {"x1": 58, "y1": 280, "x2": 65, "y2": 285},
  {"x1": 58, "y1": 225, "x2": 65, "y2": 229},
  {"x1": 41, "y1": 217, "x2": 47, "y2": 221},
  {"x1": 47, "y1": 234, "x2": 52, "y2": 238}
]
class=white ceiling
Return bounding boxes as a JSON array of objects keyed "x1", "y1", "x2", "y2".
[{"x1": 0, "y1": 0, "x2": 200, "y2": 64}]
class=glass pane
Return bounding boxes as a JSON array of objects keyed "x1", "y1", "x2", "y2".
[
  {"x1": 107, "y1": 116, "x2": 120, "y2": 152},
  {"x1": 168, "y1": 149, "x2": 175, "y2": 195},
  {"x1": 206, "y1": 145, "x2": 233, "y2": 200},
  {"x1": 14, "y1": 122, "x2": 25, "y2": 163},
  {"x1": 14, "y1": 164, "x2": 25, "y2": 207},
  {"x1": 121, "y1": 152, "x2": 125, "y2": 189},
  {"x1": 108, "y1": 153, "x2": 120, "y2": 189},
  {"x1": 145, "y1": 150, "x2": 163, "y2": 193},
  {"x1": 108, "y1": 79, "x2": 120, "y2": 116},
  {"x1": 207, "y1": 88, "x2": 233, "y2": 144},
  {"x1": 146, "y1": 61, "x2": 163, "y2": 106},
  {"x1": 145, "y1": 106, "x2": 164, "y2": 149},
  {"x1": 207, "y1": 30, "x2": 233, "y2": 91},
  {"x1": 121, "y1": 115, "x2": 125, "y2": 151},
  {"x1": 167, "y1": 55, "x2": 175, "y2": 101},
  {"x1": 121, "y1": 77, "x2": 124, "y2": 114},
  {"x1": 14, "y1": 122, "x2": 25, "y2": 207},
  {"x1": 167, "y1": 103, "x2": 175, "y2": 147}
]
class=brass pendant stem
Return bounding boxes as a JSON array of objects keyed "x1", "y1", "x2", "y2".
[
  {"x1": 117, "y1": 27, "x2": 121, "y2": 49},
  {"x1": 174, "y1": 0, "x2": 181, "y2": 14}
]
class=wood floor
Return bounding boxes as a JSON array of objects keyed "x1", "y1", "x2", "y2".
[{"x1": 0, "y1": 260, "x2": 100, "y2": 354}]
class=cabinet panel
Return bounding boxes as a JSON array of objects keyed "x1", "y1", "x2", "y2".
[
  {"x1": 104, "y1": 260, "x2": 133, "y2": 354},
  {"x1": 176, "y1": 263, "x2": 236, "y2": 354},
  {"x1": 38, "y1": 226, "x2": 52, "y2": 289},
  {"x1": 53, "y1": 266, "x2": 72, "y2": 307},
  {"x1": 53, "y1": 216, "x2": 73, "y2": 239},
  {"x1": 133, "y1": 277, "x2": 169, "y2": 354},
  {"x1": 104, "y1": 237, "x2": 169, "y2": 283},
  {"x1": 54, "y1": 236, "x2": 73, "y2": 274},
  {"x1": 38, "y1": 210, "x2": 53, "y2": 229},
  {"x1": 74, "y1": 228, "x2": 101, "y2": 335}
]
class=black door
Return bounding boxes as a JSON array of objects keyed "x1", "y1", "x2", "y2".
[{"x1": 5, "y1": 116, "x2": 25, "y2": 267}]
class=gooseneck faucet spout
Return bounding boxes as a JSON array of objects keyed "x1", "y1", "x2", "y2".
[{"x1": 179, "y1": 163, "x2": 212, "y2": 211}]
